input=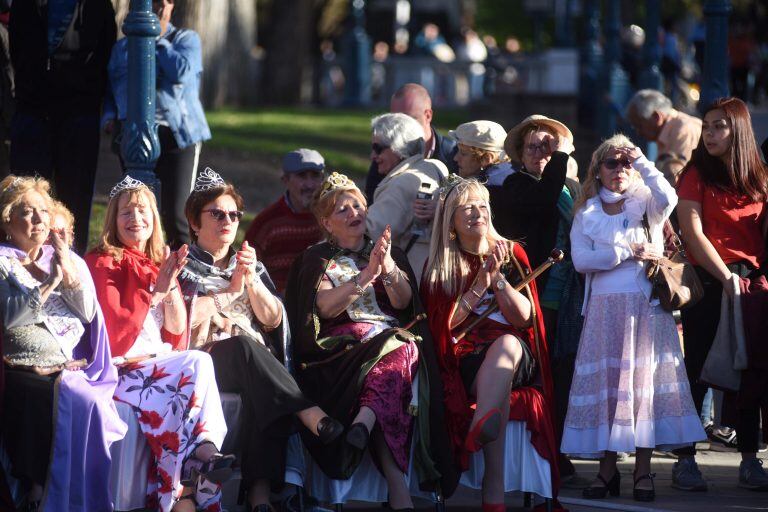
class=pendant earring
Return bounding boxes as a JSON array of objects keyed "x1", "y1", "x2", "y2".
[{"x1": 449, "y1": 231, "x2": 456, "y2": 241}]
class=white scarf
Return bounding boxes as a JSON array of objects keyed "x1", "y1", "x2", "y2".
[{"x1": 598, "y1": 186, "x2": 628, "y2": 204}]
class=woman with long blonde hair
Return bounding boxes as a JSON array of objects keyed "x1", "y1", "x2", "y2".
[
  {"x1": 561, "y1": 134, "x2": 704, "y2": 502},
  {"x1": 86, "y1": 176, "x2": 233, "y2": 512},
  {"x1": 421, "y1": 176, "x2": 559, "y2": 511}
]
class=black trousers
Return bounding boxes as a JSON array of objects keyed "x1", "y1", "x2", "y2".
[
  {"x1": 1, "y1": 369, "x2": 58, "y2": 487},
  {"x1": 10, "y1": 108, "x2": 100, "y2": 253},
  {"x1": 676, "y1": 264, "x2": 762, "y2": 455},
  {"x1": 154, "y1": 126, "x2": 200, "y2": 248},
  {"x1": 207, "y1": 336, "x2": 313, "y2": 491}
]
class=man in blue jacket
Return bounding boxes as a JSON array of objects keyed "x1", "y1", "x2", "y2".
[{"x1": 103, "y1": 0, "x2": 210, "y2": 247}]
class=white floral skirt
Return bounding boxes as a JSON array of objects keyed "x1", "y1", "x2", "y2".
[{"x1": 561, "y1": 292, "x2": 705, "y2": 458}]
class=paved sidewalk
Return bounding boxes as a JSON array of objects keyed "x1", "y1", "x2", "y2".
[{"x1": 335, "y1": 444, "x2": 767, "y2": 512}]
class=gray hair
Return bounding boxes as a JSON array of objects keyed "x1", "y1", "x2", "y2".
[
  {"x1": 626, "y1": 89, "x2": 673, "y2": 120},
  {"x1": 371, "y1": 113, "x2": 425, "y2": 159}
]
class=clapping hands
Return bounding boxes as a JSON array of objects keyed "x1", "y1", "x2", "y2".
[
  {"x1": 156, "y1": 244, "x2": 189, "y2": 294},
  {"x1": 359, "y1": 225, "x2": 395, "y2": 284},
  {"x1": 229, "y1": 241, "x2": 257, "y2": 294}
]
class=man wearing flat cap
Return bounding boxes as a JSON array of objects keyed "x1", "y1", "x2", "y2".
[{"x1": 244, "y1": 148, "x2": 325, "y2": 294}]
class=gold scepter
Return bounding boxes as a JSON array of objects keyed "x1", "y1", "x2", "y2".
[{"x1": 453, "y1": 249, "x2": 565, "y2": 343}]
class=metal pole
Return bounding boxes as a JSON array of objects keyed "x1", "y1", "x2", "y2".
[
  {"x1": 121, "y1": 0, "x2": 162, "y2": 196},
  {"x1": 598, "y1": 0, "x2": 630, "y2": 137},
  {"x1": 700, "y1": 0, "x2": 732, "y2": 111},
  {"x1": 578, "y1": 0, "x2": 602, "y2": 129},
  {"x1": 639, "y1": 0, "x2": 663, "y2": 90},
  {"x1": 342, "y1": 0, "x2": 371, "y2": 106}
]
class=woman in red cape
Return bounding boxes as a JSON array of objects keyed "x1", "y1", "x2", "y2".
[
  {"x1": 86, "y1": 177, "x2": 232, "y2": 512},
  {"x1": 421, "y1": 177, "x2": 560, "y2": 511}
]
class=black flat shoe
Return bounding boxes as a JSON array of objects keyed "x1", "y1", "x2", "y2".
[
  {"x1": 346, "y1": 422, "x2": 370, "y2": 450},
  {"x1": 633, "y1": 473, "x2": 656, "y2": 502},
  {"x1": 317, "y1": 416, "x2": 344, "y2": 445},
  {"x1": 582, "y1": 470, "x2": 620, "y2": 499}
]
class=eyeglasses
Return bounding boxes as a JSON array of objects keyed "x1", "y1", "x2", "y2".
[
  {"x1": 601, "y1": 157, "x2": 633, "y2": 171},
  {"x1": 202, "y1": 208, "x2": 244, "y2": 222},
  {"x1": 524, "y1": 142, "x2": 549, "y2": 155},
  {"x1": 372, "y1": 143, "x2": 390, "y2": 155}
]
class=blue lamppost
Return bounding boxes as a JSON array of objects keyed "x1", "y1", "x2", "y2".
[
  {"x1": 700, "y1": 0, "x2": 732, "y2": 111},
  {"x1": 598, "y1": 0, "x2": 630, "y2": 137},
  {"x1": 342, "y1": 0, "x2": 371, "y2": 106},
  {"x1": 639, "y1": 0, "x2": 662, "y2": 90},
  {"x1": 578, "y1": 0, "x2": 602, "y2": 129},
  {"x1": 121, "y1": 0, "x2": 161, "y2": 195}
]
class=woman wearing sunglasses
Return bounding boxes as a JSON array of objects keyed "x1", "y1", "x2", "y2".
[
  {"x1": 178, "y1": 168, "x2": 343, "y2": 512},
  {"x1": 561, "y1": 135, "x2": 704, "y2": 502},
  {"x1": 367, "y1": 112, "x2": 448, "y2": 282}
]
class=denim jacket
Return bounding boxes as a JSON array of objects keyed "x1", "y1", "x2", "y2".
[{"x1": 102, "y1": 23, "x2": 211, "y2": 149}]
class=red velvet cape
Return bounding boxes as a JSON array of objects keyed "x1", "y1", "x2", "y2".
[
  {"x1": 85, "y1": 249, "x2": 185, "y2": 357},
  {"x1": 421, "y1": 242, "x2": 560, "y2": 495}
]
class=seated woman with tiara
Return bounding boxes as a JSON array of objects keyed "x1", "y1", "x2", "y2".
[
  {"x1": 178, "y1": 168, "x2": 344, "y2": 512},
  {"x1": 285, "y1": 171, "x2": 458, "y2": 509},
  {"x1": 86, "y1": 175, "x2": 233, "y2": 512},
  {"x1": 0, "y1": 175, "x2": 125, "y2": 512},
  {"x1": 421, "y1": 175, "x2": 561, "y2": 511}
]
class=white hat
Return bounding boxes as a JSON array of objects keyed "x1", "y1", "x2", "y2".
[{"x1": 449, "y1": 120, "x2": 507, "y2": 152}]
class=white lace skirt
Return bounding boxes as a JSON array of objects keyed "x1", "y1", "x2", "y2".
[{"x1": 561, "y1": 292, "x2": 705, "y2": 458}]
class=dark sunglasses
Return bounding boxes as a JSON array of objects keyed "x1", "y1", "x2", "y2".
[
  {"x1": 372, "y1": 143, "x2": 390, "y2": 155},
  {"x1": 602, "y1": 157, "x2": 633, "y2": 171},
  {"x1": 202, "y1": 208, "x2": 243, "y2": 222}
]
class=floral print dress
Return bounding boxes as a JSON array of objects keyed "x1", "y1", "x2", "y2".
[{"x1": 113, "y1": 308, "x2": 227, "y2": 512}]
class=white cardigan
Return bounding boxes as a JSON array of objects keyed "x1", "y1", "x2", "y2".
[{"x1": 570, "y1": 156, "x2": 678, "y2": 315}]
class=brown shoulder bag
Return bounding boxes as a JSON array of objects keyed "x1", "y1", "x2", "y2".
[{"x1": 642, "y1": 214, "x2": 704, "y2": 312}]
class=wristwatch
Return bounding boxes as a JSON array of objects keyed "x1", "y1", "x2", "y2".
[{"x1": 495, "y1": 278, "x2": 507, "y2": 291}]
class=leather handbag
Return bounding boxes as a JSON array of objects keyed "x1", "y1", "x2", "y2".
[{"x1": 642, "y1": 214, "x2": 704, "y2": 312}]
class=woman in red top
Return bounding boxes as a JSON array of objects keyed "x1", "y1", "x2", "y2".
[
  {"x1": 676, "y1": 97, "x2": 768, "y2": 491},
  {"x1": 421, "y1": 177, "x2": 559, "y2": 511}
]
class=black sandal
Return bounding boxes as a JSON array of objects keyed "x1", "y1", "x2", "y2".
[
  {"x1": 181, "y1": 441, "x2": 236, "y2": 486},
  {"x1": 633, "y1": 472, "x2": 656, "y2": 502},
  {"x1": 582, "y1": 470, "x2": 620, "y2": 499}
]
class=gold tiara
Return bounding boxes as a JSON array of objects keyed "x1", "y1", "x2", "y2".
[{"x1": 318, "y1": 171, "x2": 356, "y2": 199}]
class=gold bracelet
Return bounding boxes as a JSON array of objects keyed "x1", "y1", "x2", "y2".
[
  {"x1": 470, "y1": 286, "x2": 484, "y2": 299},
  {"x1": 352, "y1": 274, "x2": 367, "y2": 296},
  {"x1": 460, "y1": 296, "x2": 473, "y2": 312}
]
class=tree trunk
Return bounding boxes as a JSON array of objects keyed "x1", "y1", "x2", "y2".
[{"x1": 262, "y1": 0, "x2": 314, "y2": 104}]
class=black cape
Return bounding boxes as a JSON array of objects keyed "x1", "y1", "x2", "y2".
[{"x1": 285, "y1": 241, "x2": 459, "y2": 496}]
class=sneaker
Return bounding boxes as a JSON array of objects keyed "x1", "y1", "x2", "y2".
[
  {"x1": 738, "y1": 458, "x2": 768, "y2": 491},
  {"x1": 671, "y1": 457, "x2": 708, "y2": 491}
]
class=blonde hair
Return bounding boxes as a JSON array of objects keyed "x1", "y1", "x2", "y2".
[
  {"x1": 96, "y1": 186, "x2": 166, "y2": 264},
  {"x1": 575, "y1": 133, "x2": 640, "y2": 212},
  {"x1": 423, "y1": 178, "x2": 506, "y2": 297},
  {"x1": 50, "y1": 200, "x2": 74, "y2": 231},
  {"x1": 0, "y1": 175, "x2": 53, "y2": 227},
  {"x1": 310, "y1": 179, "x2": 367, "y2": 240},
  {"x1": 457, "y1": 143, "x2": 508, "y2": 172}
]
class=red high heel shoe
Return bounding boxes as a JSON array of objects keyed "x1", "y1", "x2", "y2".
[
  {"x1": 481, "y1": 502, "x2": 506, "y2": 512},
  {"x1": 465, "y1": 407, "x2": 502, "y2": 453}
]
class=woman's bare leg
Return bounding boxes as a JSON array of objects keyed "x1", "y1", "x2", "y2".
[
  {"x1": 470, "y1": 335, "x2": 524, "y2": 503},
  {"x1": 373, "y1": 430, "x2": 414, "y2": 509},
  {"x1": 248, "y1": 479, "x2": 272, "y2": 508},
  {"x1": 296, "y1": 405, "x2": 329, "y2": 435},
  {"x1": 351, "y1": 405, "x2": 377, "y2": 433}
]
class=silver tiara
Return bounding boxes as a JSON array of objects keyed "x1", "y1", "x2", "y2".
[
  {"x1": 193, "y1": 167, "x2": 226, "y2": 192},
  {"x1": 109, "y1": 175, "x2": 147, "y2": 198}
]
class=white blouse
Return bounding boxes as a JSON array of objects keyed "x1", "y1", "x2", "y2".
[{"x1": 570, "y1": 155, "x2": 678, "y2": 314}]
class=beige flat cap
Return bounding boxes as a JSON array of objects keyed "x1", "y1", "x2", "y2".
[{"x1": 449, "y1": 120, "x2": 507, "y2": 152}]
